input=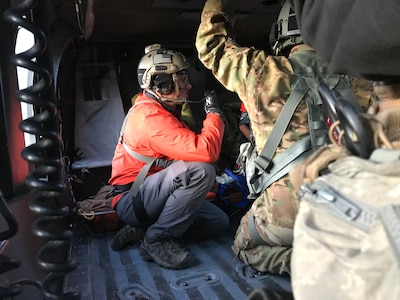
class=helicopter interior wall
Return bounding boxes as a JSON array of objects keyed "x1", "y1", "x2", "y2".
[{"x1": 0, "y1": 1, "x2": 31, "y2": 199}]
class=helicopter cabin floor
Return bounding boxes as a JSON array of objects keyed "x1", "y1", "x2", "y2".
[{"x1": 63, "y1": 203, "x2": 293, "y2": 300}]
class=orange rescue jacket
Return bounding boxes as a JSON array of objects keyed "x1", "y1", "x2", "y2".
[{"x1": 109, "y1": 92, "x2": 224, "y2": 194}]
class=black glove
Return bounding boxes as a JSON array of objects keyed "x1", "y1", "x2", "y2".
[{"x1": 204, "y1": 90, "x2": 223, "y2": 115}]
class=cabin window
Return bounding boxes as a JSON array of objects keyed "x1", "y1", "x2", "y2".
[{"x1": 15, "y1": 27, "x2": 35, "y2": 147}]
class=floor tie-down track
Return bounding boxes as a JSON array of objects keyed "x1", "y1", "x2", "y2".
[{"x1": 64, "y1": 215, "x2": 292, "y2": 300}]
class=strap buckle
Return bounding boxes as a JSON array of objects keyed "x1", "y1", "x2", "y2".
[
  {"x1": 154, "y1": 158, "x2": 173, "y2": 168},
  {"x1": 253, "y1": 155, "x2": 272, "y2": 173}
]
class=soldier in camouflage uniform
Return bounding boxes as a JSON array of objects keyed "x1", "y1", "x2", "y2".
[
  {"x1": 196, "y1": 0, "x2": 374, "y2": 275},
  {"x1": 195, "y1": 0, "x2": 312, "y2": 275}
]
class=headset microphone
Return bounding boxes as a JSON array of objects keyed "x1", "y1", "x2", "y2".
[
  {"x1": 165, "y1": 98, "x2": 189, "y2": 103},
  {"x1": 165, "y1": 96, "x2": 209, "y2": 104}
]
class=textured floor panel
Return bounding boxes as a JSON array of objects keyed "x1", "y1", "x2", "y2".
[{"x1": 64, "y1": 215, "x2": 292, "y2": 299}]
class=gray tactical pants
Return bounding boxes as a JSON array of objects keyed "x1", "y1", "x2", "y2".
[{"x1": 115, "y1": 160, "x2": 229, "y2": 240}]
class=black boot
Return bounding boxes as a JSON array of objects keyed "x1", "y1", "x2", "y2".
[{"x1": 139, "y1": 235, "x2": 194, "y2": 269}]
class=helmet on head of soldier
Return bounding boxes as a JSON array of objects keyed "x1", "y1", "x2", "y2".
[{"x1": 269, "y1": 1, "x2": 303, "y2": 56}]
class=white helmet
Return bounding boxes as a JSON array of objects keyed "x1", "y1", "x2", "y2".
[
  {"x1": 137, "y1": 44, "x2": 190, "y2": 96},
  {"x1": 269, "y1": 1, "x2": 302, "y2": 55}
]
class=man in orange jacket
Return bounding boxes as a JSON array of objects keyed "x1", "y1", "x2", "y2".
[{"x1": 108, "y1": 44, "x2": 229, "y2": 270}]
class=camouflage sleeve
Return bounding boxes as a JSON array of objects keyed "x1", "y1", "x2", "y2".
[
  {"x1": 196, "y1": 0, "x2": 293, "y2": 153},
  {"x1": 195, "y1": 0, "x2": 293, "y2": 100},
  {"x1": 195, "y1": 0, "x2": 257, "y2": 94},
  {"x1": 348, "y1": 76, "x2": 376, "y2": 112}
]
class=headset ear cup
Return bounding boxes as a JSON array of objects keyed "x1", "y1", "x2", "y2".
[
  {"x1": 153, "y1": 74, "x2": 174, "y2": 95},
  {"x1": 159, "y1": 82, "x2": 173, "y2": 95}
]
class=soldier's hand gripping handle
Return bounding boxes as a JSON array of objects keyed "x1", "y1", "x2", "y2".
[{"x1": 204, "y1": 90, "x2": 223, "y2": 115}]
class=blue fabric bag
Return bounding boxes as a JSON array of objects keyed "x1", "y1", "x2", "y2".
[{"x1": 217, "y1": 168, "x2": 249, "y2": 208}]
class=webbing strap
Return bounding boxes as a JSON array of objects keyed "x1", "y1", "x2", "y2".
[
  {"x1": 118, "y1": 97, "x2": 172, "y2": 226},
  {"x1": 254, "y1": 87, "x2": 308, "y2": 172},
  {"x1": 122, "y1": 142, "x2": 174, "y2": 196},
  {"x1": 119, "y1": 99, "x2": 158, "y2": 137},
  {"x1": 120, "y1": 99, "x2": 173, "y2": 197},
  {"x1": 122, "y1": 142, "x2": 155, "y2": 198},
  {"x1": 247, "y1": 213, "x2": 282, "y2": 245},
  {"x1": 248, "y1": 213, "x2": 269, "y2": 245},
  {"x1": 122, "y1": 141, "x2": 155, "y2": 164},
  {"x1": 251, "y1": 136, "x2": 312, "y2": 194},
  {"x1": 123, "y1": 142, "x2": 157, "y2": 227},
  {"x1": 303, "y1": 77, "x2": 320, "y2": 96}
]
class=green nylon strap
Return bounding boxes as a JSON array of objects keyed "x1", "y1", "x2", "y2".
[
  {"x1": 253, "y1": 86, "x2": 308, "y2": 172},
  {"x1": 252, "y1": 136, "x2": 312, "y2": 195},
  {"x1": 247, "y1": 213, "x2": 271, "y2": 245}
]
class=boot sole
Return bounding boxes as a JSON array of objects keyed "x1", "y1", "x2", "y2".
[{"x1": 138, "y1": 244, "x2": 153, "y2": 261}]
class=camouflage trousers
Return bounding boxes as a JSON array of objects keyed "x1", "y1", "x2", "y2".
[{"x1": 232, "y1": 174, "x2": 298, "y2": 275}]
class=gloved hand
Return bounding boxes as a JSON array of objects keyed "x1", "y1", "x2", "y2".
[{"x1": 204, "y1": 90, "x2": 223, "y2": 115}]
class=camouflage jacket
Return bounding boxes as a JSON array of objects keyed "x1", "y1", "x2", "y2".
[
  {"x1": 196, "y1": 0, "x2": 313, "y2": 251},
  {"x1": 196, "y1": 0, "x2": 375, "y2": 275},
  {"x1": 196, "y1": 0, "x2": 310, "y2": 162}
]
